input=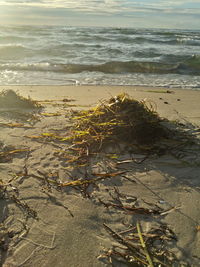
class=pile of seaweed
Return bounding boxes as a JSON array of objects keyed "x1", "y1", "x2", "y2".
[
  {"x1": 69, "y1": 93, "x2": 176, "y2": 156},
  {"x1": 0, "y1": 90, "x2": 42, "y2": 123},
  {"x1": 0, "y1": 90, "x2": 41, "y2": 109}
]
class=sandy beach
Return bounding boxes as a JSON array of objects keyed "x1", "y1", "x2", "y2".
[{"x1": 0, "y1": 85, "x2": 200, "y2": 267}]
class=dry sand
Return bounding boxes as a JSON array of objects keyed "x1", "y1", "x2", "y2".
[{"x1": 0, "y1": 85, "x2": 200, "y2": 267}]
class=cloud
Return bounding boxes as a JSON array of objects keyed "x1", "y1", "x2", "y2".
[
  {"x1": 0, "y1": 0, "x2": 199, "y2": 28},
  {"x1": 0, "y1": 0, "x2": 123, "y2": 16},
  {"x1": 2, "y1": 0, "x2": 199, "y2": 12}
]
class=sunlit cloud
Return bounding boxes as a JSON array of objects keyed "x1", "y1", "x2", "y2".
[
  {"x1": 0, "y1": 0, "x2": 199, "y2": 28},
  {"x1": 1, "y1": 0, "x2": 199, "y2": 13}
]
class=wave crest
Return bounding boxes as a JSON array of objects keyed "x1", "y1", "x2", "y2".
[{"x1": 1, "y1": 57, "x2": 200, "y2": 75}]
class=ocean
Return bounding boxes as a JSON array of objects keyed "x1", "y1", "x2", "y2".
[{"x1": 0, "y1": 25, "x2": 200, "y2": 89}]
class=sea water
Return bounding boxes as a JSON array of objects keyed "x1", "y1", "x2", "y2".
[{"x1": 0, "y1": 25, "x2": 200, "y2": 89}]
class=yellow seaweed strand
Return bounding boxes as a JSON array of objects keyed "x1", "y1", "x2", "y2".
[{"x1": 136, "y1": 221, "x2": 154, "y2": 267}]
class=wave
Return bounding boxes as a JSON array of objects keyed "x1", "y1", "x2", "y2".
[
  {"x1": 1, "y1": 56, "x2": 200, "y2": 75},
  {"x1": 184, "y1": 55, "x2": 200, "y2": 71},
  {"x1": 176, "y1": 37, "x2": 200, "y2": 46}
]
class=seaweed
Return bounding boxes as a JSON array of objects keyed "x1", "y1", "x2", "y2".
[
  {"x1": 101, "y1": 222, "x2": 186, "y2": 267},
  {"x1": 97, "y1": 188, "x2": 182, "y2": 265},
  {"x1": 56, "y1": 93, "x2": 200, "y2": 170},
  {"x1": 146, "y1": 90, "x2": 174, "y2": 94},
  {"x1": 0, "y1": 90, "x2": 41, "y2": 109},
  {"x1": 52, "y1": 93, "x2": 176, "y2": 169},
  {"x1": 0, "y1": 178, "x2": 37, "y2": 266},
  {"x1": 22, "y1": 93, "x2": 198, "y2": 167},
  {"x1": 0, "y1": 141, "x2": 29, "y2": 163},
  {"x1": 0, "y1": 90, "x2": 42, "y2": 123},
  {"x1": 70, "y1": 93, "x2": 171, "y2": 151}
]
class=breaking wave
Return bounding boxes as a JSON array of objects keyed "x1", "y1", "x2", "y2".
[{"x1": 1, "y1": 55, "x2": 200, "y2": 75}]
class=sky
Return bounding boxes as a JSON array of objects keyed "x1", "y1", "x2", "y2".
[{"x1": 0, "y1": 0, "x2": 200, "y2": 29}]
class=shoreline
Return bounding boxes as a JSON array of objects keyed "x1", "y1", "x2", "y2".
[
  {"x1": 1, "y1": 84, "x2": 200, "y2": 89},
  {"x1": 1, "y1": 84, "x2": 200, "y2": 90}
]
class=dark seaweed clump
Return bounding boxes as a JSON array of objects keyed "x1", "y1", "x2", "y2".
[{"x1": 71, "y1": 93, "x2": 172, "y2": 153}]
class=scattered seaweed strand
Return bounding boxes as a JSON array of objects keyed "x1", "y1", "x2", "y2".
[
  {"x1": 103, "y1": 223, "x2": 148, "y2": 265},
  {"x1": 136, "y1": 221, "x2": 154, "y2": 267},
  {"x1": 61, "y1": 171, "x2": 125, "y2": 187}
]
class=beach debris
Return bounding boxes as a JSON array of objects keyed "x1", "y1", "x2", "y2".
[
  {"x1": 97, "y1": 187, "x2": 178, "y2": 217},
  {"x1": 96, "y1": 187, "x2": 189, "y2": 265},
  {"x1": 0, "y1": 92, "x2": 198, "y2": 266},
  {"x1": 66, "y1": 92, "x2": 199, "y2": 166},
  {"x1": 63, "y1": 97, "x2": 75, "y2": 102},
  {"x1": 101, "y1": 222, "x2": 183, "y2": 266},
  {"x1": 25, "y1": 132, "x2": 74, "y2": 143},
  {"x1": 37, "y1": 97, "x2": 75, "y2": 104},
  {"x1": 92, "y1": 171, "x2": 126, "y2": 178},
  {"x1": 0, "y1": 111, "x2": 40, "y2": 124},
  {"x1": 0, "y1": 141, "x2": 29, "y2": 163},
  {"x1": 0, "y1": 122, "x2": 33, "y2": 128},
  {"x1": 99, "y1": 198, "x2": 161, "y2": 215},
  {"x1": 147, "y1": 90, "x2": 174, "y2": 94},
  {"x1": 196, "y1": 225, "x2": 200, "y2": 232},
  {"x1": 0, "y1": 90, "x2": 41, "y2": 109},
  {"x1": 136, "y1": 222, "x2": 154, "y2": 267},
  {"x1": 11, "y1": 195, "x2": 38, "y2": 219},
  {"x1": 37, "y1": 98, "x2": 79, "y2": 108},
  {"x1": 41, "y1": 112, "x2": 62, "y2": 117},
  {"x1": 159, "y1": 206, "x2": 181, "y2": 216},
  {"x1": 31, "y1": 170, "x2": 125, "y2": 189},
  {"x1": 23, "y1": 93, "x2": 199, "y2": 168},
  {"x1": 57, "y1": 93, "x2": 174, "y2": 168},
  {"x1": 71, "y1": 93, "x2": 168, "y2": 147},
  {"x1": 0, "y1": 90, "x2": 42, "y2": 124},
  {"x1": 0, "y1": 175, "x2": 37, "y2": 220},
  {"x1": 158, "y1": 200, "x2": 166, "y2": 204},
  {"x1": 0, "y1": 178, "x2": 38, "y2": 266}
]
